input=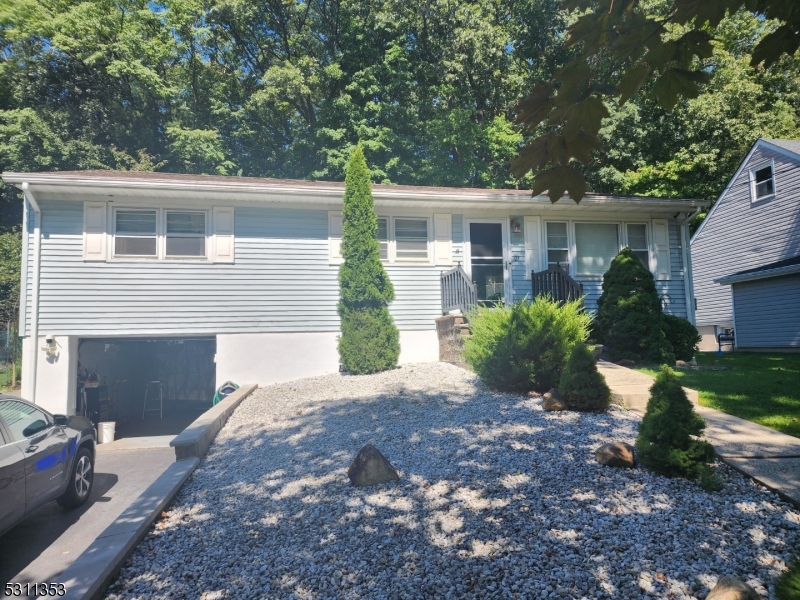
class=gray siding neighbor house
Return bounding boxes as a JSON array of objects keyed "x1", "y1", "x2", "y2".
[
  {"x1": 4, "y1": 170, "x2": 706, "y2": 419},
  {"x1": 691, "y1": 139, "x2": 800, "y2": 351}
]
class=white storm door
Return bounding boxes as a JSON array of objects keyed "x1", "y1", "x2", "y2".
[{"x1": 465, "y1": 219, "x2": 511, "y2": 306}]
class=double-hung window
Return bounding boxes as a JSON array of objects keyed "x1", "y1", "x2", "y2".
[
  {"x1": 394, "y1": 218, "x2": 429, "y2": 261},
  {"x1": 113, "y1": 208, "x2": 208, "y2": 260},
  {"x1": 376, "y1": 217, "x2": 389, "y2": 260},
  {"x1": 115, "y1": 210, "x2": 158, "y2": 257},
  {"x1": 545, "y1": 222, "x2": 570, "y2": 272},
  {"x1": 626, "y1": 223, "x2": 649, "y2": 268},
  {"x1": 166, "y1": 211, "x2": 206, "y2": 257},
  {"x1": 574, "y1": 223, "x2": 619, "y2": 276},
  {"x1": 750, "y1": 161, "x2": 775, "y2": 201}
]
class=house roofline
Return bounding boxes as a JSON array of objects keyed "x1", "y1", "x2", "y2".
[
  {"x1": 2, "y1": 170, "x2": 709, "y2": 211},
  {"x1": 715, "y1": 262, "x2": 800, "y2": 285},
  {"x1": 691, "y1": 138, "x2": 800, "y2": 242}
]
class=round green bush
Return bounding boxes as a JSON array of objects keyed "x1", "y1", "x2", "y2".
[
  {"x1": 594, "y1": 248, "x2": 667, "y2": 363},
  {"x1": 559, "y1": 343, "x2": 611, "y2": 411},
  {"x1": 463, "y1": 297, "x2": 591, "y2": 393},
  {"x1": 635, "y1": 366, "x2": 715, "y2": 479},
  {"x1": 661, "y1": 314, "x2": 701, "y2": 361},
  {"x1": 337, "y1": 144, "x2": 400, "y2": 373}
]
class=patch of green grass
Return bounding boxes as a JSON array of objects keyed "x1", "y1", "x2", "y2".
[
  {"x1": 636, "y1": 352, "x2": 800, "y2": 439},
  {"x1": 776, "y1": 556, "x2": 800, "y2": 600}
]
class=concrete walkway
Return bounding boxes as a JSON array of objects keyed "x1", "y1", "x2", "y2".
[{"x1": 597, "y1": 360, "x2": 800, "y2": 507}]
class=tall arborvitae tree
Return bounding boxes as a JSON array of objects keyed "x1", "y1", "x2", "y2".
[{"x1": 337, "y1": 145, "x2": 400, "y2": 374}]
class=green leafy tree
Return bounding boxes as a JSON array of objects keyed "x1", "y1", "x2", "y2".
[
  {"x1": 512, "y1": 0, "x2": 800, "y2": 203},
  {"x1": 594, "y1": 248, "x2": 666, "y2": 362},
  {"x1": 559, "y1": 343, "x2": 611, "y2": 411},
  {"x1": 337, "y1": 145, "x2": 399, "y2": 374},
  {"x1": 636, "y1": 366, "x2": 715, "y2": 479}
]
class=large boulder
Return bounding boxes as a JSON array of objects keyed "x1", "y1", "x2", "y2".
[
  {"x1": 347, "y1": 443, "x2": 400, "y2": 487},
  {"x1": 542, "y1": 388, "x2": 567, "y2": 411},
  {"x1": 595, "y1": 442, "x2": 636, "y2": 468},
  {"x1": 706, "y1": 577, "x2": 759, "y2": 600}
]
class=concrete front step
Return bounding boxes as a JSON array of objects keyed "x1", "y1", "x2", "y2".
[{"x1": 610, "y1": 384, "x2": 699, "y2": 414}]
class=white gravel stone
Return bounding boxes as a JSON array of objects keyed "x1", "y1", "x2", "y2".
[{"x1": 105, "y1": 363, "x2": 800, "y2": 600}]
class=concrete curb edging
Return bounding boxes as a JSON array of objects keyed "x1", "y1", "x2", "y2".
[
  {"x1": 59, "y1": 457, "x2": 200, "y2": 600},
  {"x1": 170, "y1": 383, "x2": 258, "y2": 460}
]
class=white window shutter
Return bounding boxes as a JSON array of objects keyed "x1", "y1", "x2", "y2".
[
  {"x1": 434, "y1": 214, "x2": 452, "y2": 265},
  {"x1": 523, "y1": 216, "x2": 541, "y2": 279},
  {"x1": 213, "y1": 207, "x2": 235, "y2": 263},
  {"x1": 329, "y1": 212, "x2": 343, "y2": 262},
  {"x1": 652, "y1": 218, "x2": 671, "y2": 280},
  {"x1": 83, "y1": 201, "x2": 107, "y2": 261}
]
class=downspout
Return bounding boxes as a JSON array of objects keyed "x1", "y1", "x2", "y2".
[
  {"x1": 22, "y1": 182, "x2": 41, "y2": 404},
  {"x1": 680, "y1": 207, "x2": 702, "y2": 325}
]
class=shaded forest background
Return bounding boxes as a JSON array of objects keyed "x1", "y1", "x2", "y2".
[{"x1": 0, "y1": 0, "x2": 798, "y2": 327}]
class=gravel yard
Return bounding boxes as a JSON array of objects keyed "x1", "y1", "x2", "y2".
[{"x1": 106, "y1": 363, "x2": 800, "y2": 600}]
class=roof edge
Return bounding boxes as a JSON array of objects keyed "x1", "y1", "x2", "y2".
[
  {"x1": 715, "y1": 262, "x2": 800, "y2": 285},
  {"x1": 2, "y1": 171, "x2": 710, "y2": 208}
]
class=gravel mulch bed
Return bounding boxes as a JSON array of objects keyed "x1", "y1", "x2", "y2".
[{"x1": 106, "y1": 363, "x2": 800, "y2": 600}]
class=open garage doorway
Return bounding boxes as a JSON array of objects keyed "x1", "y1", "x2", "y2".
[{"x1": 76, "y1": 337, "x2": 216, "y2": 440}]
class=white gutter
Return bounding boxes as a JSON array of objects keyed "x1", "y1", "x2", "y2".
[
  {"x1": 2, "y1": 172, "x2": 711, "y2": 211},
  {"x1": 22, "y1": 182, "x2": 41, "y2": 404},
  {"x1": 714, "y1": 261, "x2": 800, "y2": 285},
  {"x1": 680, "y1": 207, "x2": 702, "y2": 324}
]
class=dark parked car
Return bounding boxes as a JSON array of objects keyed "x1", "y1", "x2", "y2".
[{"x1": 0, "y1": 394, "x2": 95, "y2": 537}]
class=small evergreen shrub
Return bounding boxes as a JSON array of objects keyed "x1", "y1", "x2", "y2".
[
  {"x1": 337, "y1": 145, "x2": 400, "y2": 374},
  {"x1": 594, "y1": 248, "x2": 666, "y2": 362},
  {"x1": 559, "y1": 343, "x2": 611, "y2": 411},
  {"x1": 338, "y1": 306, "x2": 400, "y2": 374},
  {"x1": 635, "y1": 366, "x2": 715, "y2": 479},
  {"x1": 661, "y1": 314, "x2": 701, "y2": 361},
  {"x1": 463, "y1": 296, "x2": 590, "y2": 392},
  {"x1": 776, "y1": 556, "x2": 800, "y2": 600}
]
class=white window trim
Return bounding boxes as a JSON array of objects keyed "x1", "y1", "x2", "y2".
[
  {"x1": 111, "y1": 206, "x2": 211, "y2": 262},
  {"x1": 623, "y1": 222, "x2": 651, "y2": 270},
  {"x1": 748, "y1": 159, "x2": 776, "y2": 203},
  {"x1": 542, "y1": 219, "x2": 665, "y2": 280},
  {"x1": 390, "y1": 216, "x2": 433, "y2": 263},
  {"x1": 330, "y1": 213, "x2": 433, "y2": 265},
  {"x1": 543, "y1": 220, "x2": 573, "y2": 274}
]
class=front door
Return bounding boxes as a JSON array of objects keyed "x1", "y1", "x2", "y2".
[{"x1": 466, "y1": 220, "x2": 509, "y2": 306}]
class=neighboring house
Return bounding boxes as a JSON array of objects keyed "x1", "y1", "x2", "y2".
[
  {"x1": 4, "y1": 170, "x2": 707, "y2": 417},
  {"x1": 691, "y1": 139, "x2": 800, "y2": 351}
]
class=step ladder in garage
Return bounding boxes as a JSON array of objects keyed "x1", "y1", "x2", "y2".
[{"x1": 142, "y1": 381, "x2": 163, "y2": 420}]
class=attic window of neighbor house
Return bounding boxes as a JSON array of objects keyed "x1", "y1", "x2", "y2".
[{"x1": 750, "y1": 161, "x2": 775, "y2": 201}]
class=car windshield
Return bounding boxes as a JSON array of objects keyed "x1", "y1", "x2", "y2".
[{"x1": 0, "y1": 400, "x2": 50, "y2": 439}]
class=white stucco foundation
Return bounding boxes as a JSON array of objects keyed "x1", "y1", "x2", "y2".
[
  {"x1": 398, "y1": 330, "x2": 439, "y2": 364},
  {"x1": 216, "y1": 332, "x2": 340, "y2": 387},
  {"x1": 216, "y1": 329, "x2": 439, "y2": 388},
  {"x1": 20, "y1": 335, "x2": 78, "y2": 415}
]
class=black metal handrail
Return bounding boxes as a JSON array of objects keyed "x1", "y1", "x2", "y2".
[
  {"x1": 441, "y1": 264, "x2": 478, "y2": 314},
  {"x1": 531, "y1": 265, "x2": 584, "y2": 303}
]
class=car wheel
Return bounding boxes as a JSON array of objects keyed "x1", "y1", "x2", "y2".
[{"x1": 57, "y1": 447, "x2": 94, "y2": 509}]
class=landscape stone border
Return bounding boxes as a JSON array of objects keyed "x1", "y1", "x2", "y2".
[
  {"x1": 58, "y1": 383, "x2": 257, "y2": 599},
  {"x1": 170, "y1": 384, "x2": 258, "y2": 460}
]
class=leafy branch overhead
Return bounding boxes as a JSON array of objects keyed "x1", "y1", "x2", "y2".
[{"x1": 512, "y1": 0, "x2": 800, "y2": 203}]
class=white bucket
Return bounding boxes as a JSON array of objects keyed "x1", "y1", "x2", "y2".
[{"x1": 98, "y1": 422, "x2": 116, "y2": 444}]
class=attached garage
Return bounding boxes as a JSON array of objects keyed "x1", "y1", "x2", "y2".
[
  {"x1": 76, "y1": 337, "x2": 216, "y2": 439},
  {"x1": 715, "y1": 257, "x2": 800, "y2": 350}
]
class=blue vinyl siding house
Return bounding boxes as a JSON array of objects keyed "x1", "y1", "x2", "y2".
[
  {"x1": 5, "y1": 170, "x2": 707, "y2": 416},
  {"x1": 691, "y1": 139, "x2": 800, "y2": 351}
]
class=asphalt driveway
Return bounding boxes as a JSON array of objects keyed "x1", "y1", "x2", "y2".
[{"x1": 0, "y1": 442, "x2": 175, "y2": 599}]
